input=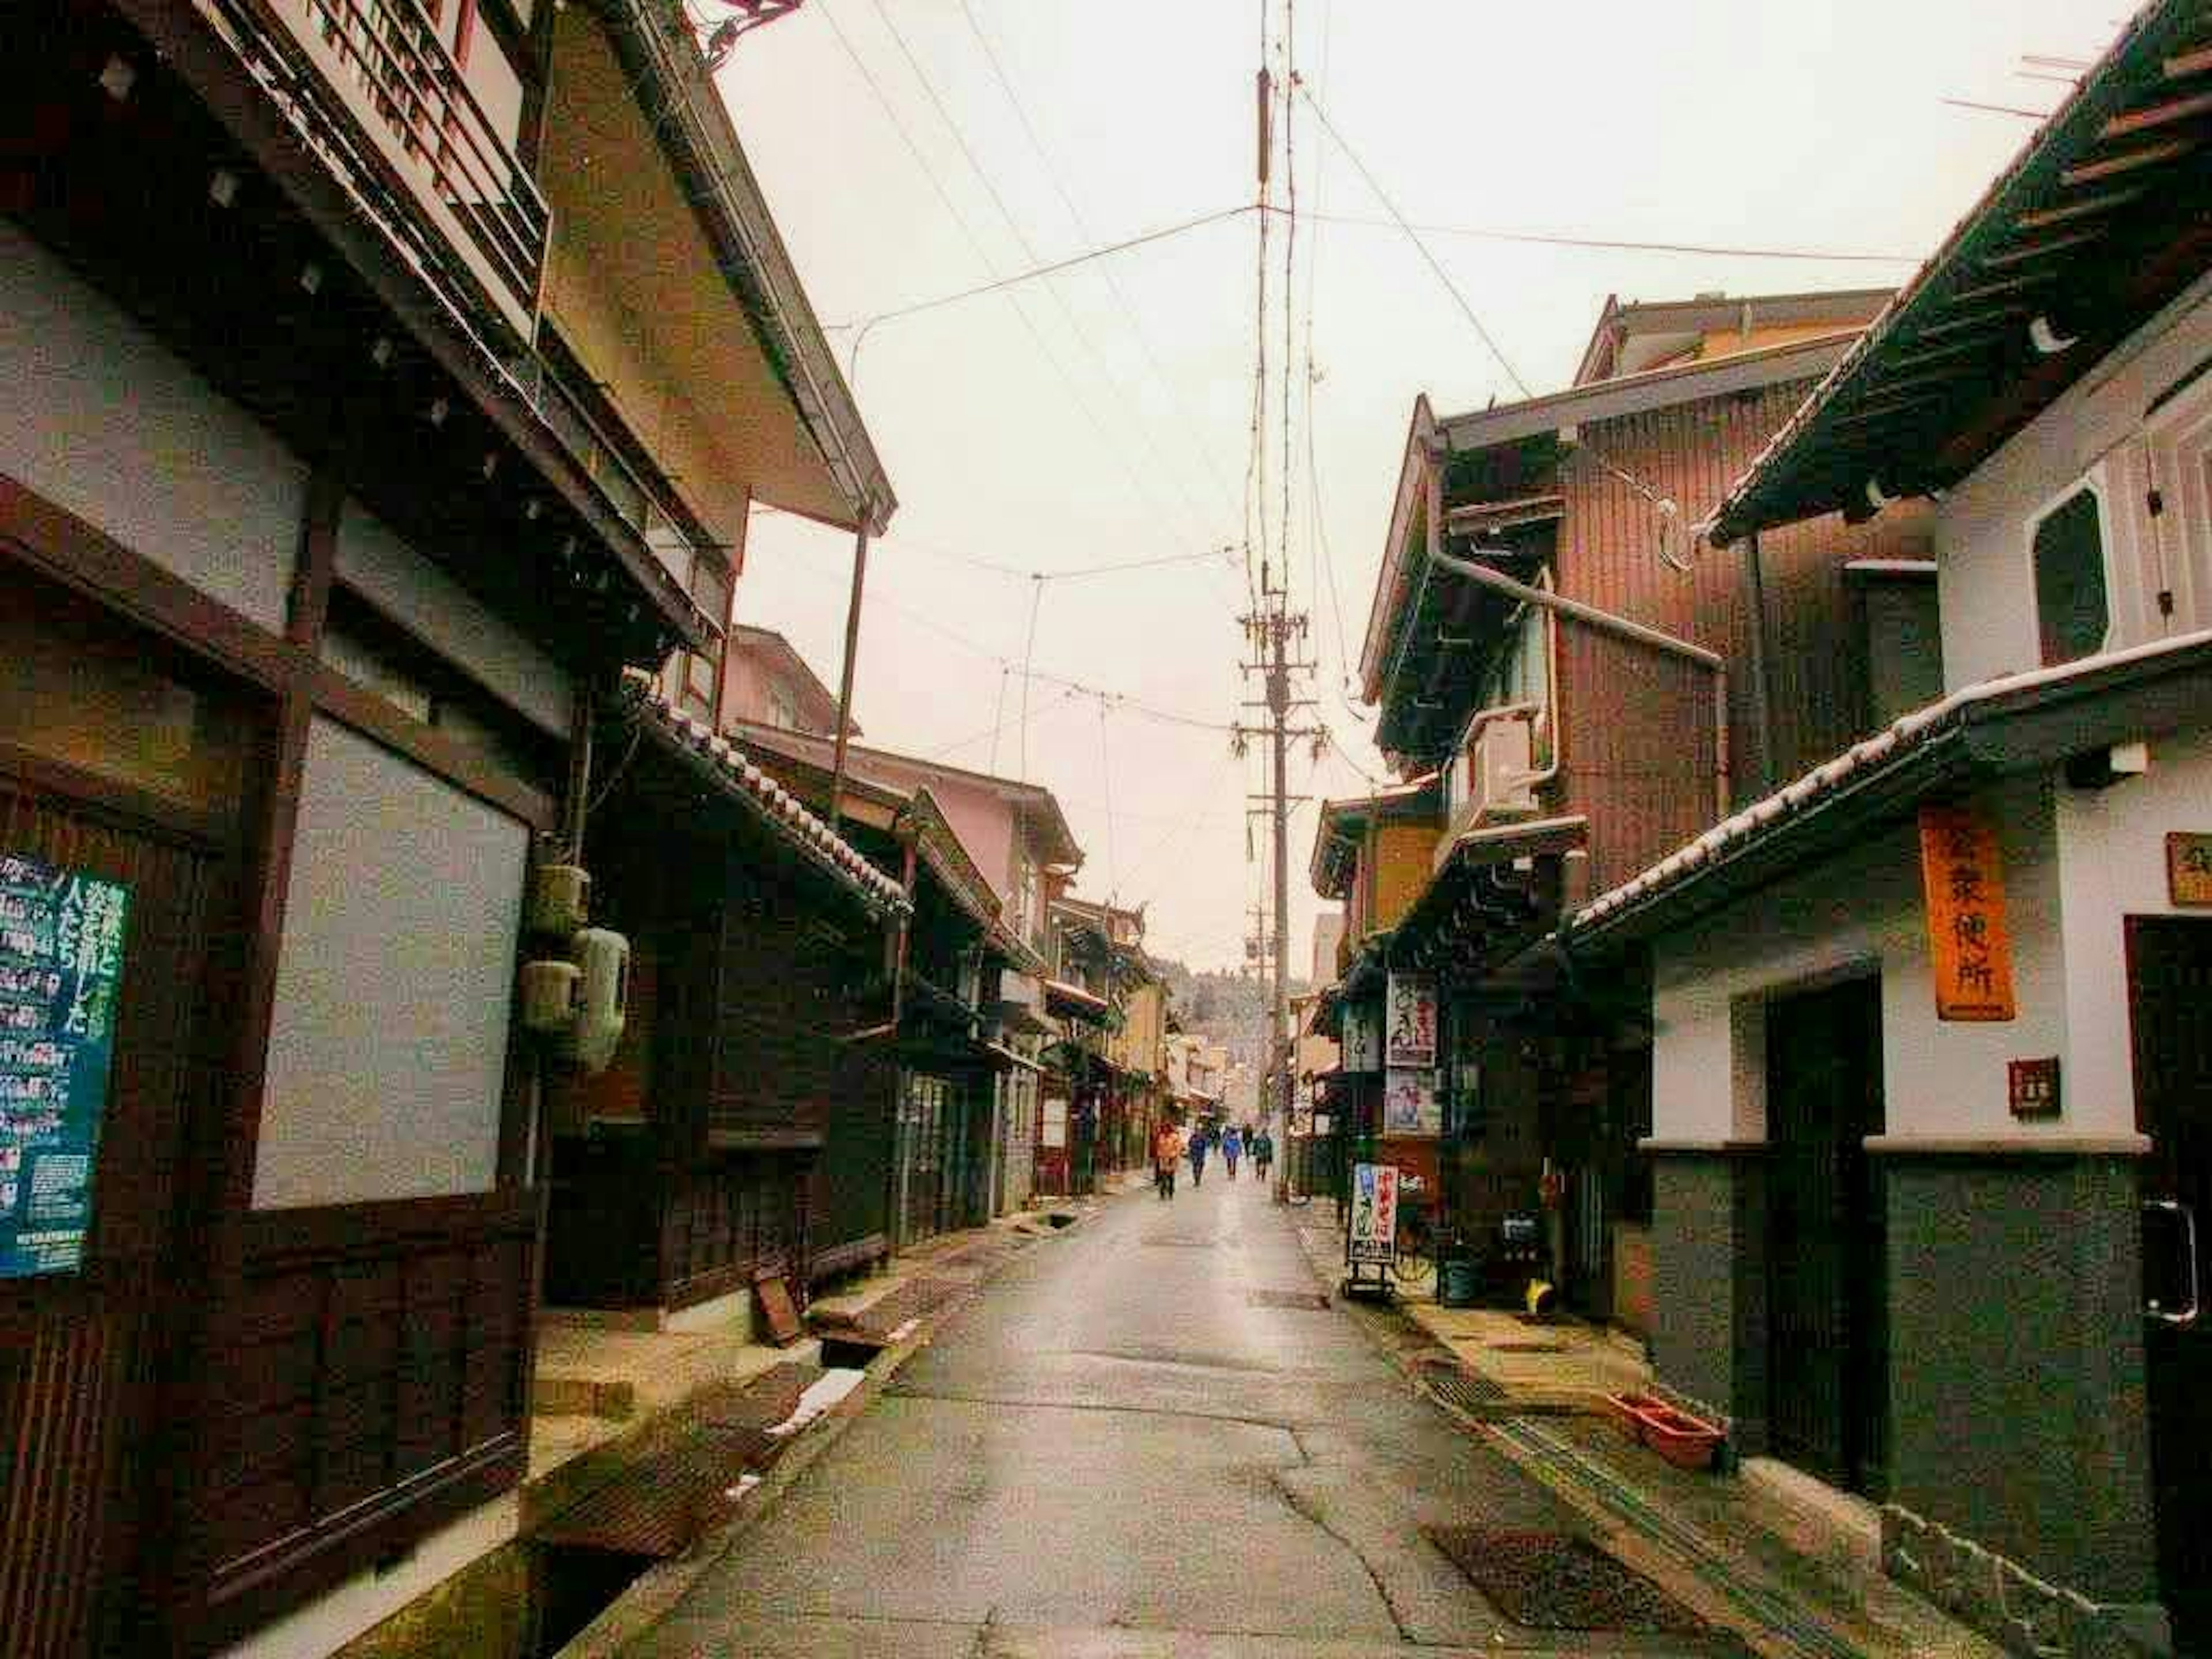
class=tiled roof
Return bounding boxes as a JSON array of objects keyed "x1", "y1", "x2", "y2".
[{"x1": 632, "y1": 683, "x2": 910, "y2": 916}]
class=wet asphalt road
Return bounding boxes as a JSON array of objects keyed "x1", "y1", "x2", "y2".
[{"x1": 620, "y1": 1172, "x2": 1623, "y2": 1658}]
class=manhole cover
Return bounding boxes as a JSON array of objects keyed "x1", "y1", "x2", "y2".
[
  {"x1": 1247, "y1": 1288, "x2": 1332, "y2": 1310},
  {"x1": 1488, "y1": 1340, "x2": 1568, "y2": 1354},
  {"x1": 1425, "y1": 1528, "x2": 1708, "y2": 1633},
  {"x1": 1419, "y1": 1358, "x2": 1510, "y2": 1418}
]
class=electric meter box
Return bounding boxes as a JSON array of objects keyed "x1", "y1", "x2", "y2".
[
  {"x1": 529, "y1": 863, "x2": 590, "y2": 937},
  {"x1": 518, "y1": 959, "x2": 581, "y2": 1035},
  {"x1": 567, "y1": 927, "x2": 630, "y2": 1074}
]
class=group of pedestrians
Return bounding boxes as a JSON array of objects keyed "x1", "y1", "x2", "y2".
[{"x1": 1151, "y1": 1118, "x2": 1274, "y2": 1200}]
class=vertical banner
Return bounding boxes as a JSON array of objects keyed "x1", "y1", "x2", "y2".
[
  {"x1": 1918, "y1": 804, "x2": 2016, "y2": 1021},
  {"x1": 0, "y1": 853, "x2": 131, "y2": 1278},
  {"x1": 1347, "y1": 1162, "x2": 1400, "y2": 1265},
  {"x1": 1382, "y1": 1069, "x2": 1441, "y2": 1137},
  {"x1": 1385, "y1": 974, "x2": 1437, "y2": 1068},
  {"x1": 1340, "y1": 1002, "x2": 1381, "y2": 1073}
]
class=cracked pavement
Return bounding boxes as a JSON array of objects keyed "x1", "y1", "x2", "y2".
[{"x1": 615, "y1": 1175, "x2": 1734, "y2": 1658}]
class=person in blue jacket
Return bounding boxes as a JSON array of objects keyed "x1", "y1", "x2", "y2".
[
  {"x1": 1187, "y1": 1122, "x2": 1211, "y2": 1186},
  {"x1": 1220, "y1": 1124, "x2": 1244, "y2": 1180}
]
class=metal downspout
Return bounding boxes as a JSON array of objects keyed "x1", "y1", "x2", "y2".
[
  {"x1": 1740, "y1": 529, "x2": 1775, "y2": 801},
  {"x1": 1427, "y1": 549, "x2": 1730, "y2": 819}
]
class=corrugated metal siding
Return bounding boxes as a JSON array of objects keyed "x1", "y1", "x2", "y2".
[{"x1": 1547, "y1": 379, "x2": 1933, "y2": 889}]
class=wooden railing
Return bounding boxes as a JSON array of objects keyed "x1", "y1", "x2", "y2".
[{"x1": 211, "y1": 0, "x2": 550, "y2": 333}]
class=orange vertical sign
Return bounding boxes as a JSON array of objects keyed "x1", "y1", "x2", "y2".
[{"x1": 1918, "y1": 804, "x2": 2016, "y2": 1022}]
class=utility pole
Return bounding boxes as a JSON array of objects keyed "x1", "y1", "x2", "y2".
[{"x1": 1233, "y1": 565, "x2": 1315, "y2": 1146}]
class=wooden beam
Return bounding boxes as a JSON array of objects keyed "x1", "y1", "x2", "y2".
[
  {"x1": 2013, "y1": 187, "x2": 2143, "y2": 229},
  {"x1": 1980, "y1": 228, "x2": 2105, "y2": 270},
  {"x1": 2166, "y1": 46, "x2": 2212, "y2": 81},
  {"x1": 2061, "y1": 137, "x2": 2196, "y2": 185},
  {"x1": 2101, "y1": 88, "x2": 2212, "y2": 139}
]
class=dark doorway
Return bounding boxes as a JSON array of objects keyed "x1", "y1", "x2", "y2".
[
  {"x1": 1765, "y1": 976, "x2": 1888, "y2": 1494},
  {"x1": 2128, "y1": 917, "x2": 2212, "y2": 1653}
]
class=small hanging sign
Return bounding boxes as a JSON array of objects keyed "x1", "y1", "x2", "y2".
[
  {"x1": 2167, "y1": 833, "x2": 2212, "y2": 907},
  {"x1": 2008, "y1": 1057, "x2": 2061, "y2": 1120},
  {"x1": 1382, "y1": 1069, "x2": 1441, "y2": 1137},
  {"x1": 1340, "y1": 1002, "x2": 1381, "y2": 1073},
  {"x1": 1918, "y1": 804, "x2": 2016, "y2": 1022},
  {"x1": 1385, "y1": 974, "x2": 1437, "y2": 1068}
]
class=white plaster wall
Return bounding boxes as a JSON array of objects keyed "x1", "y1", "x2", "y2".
[
  {"x1": 0, "y1": 222, "x2": 302, "y2": 632},
  {"x1": 255, "y1": 717, "x2": 528, "y2": 1208},
  {"x1": 1652, "y1": 774, "x2": 2077, "y2": 1143},
  {"x1": 214, "y1": 1494, "x2": 518, "y2": 1659},
  {"x1": 1937, "y1": 278, "x2": 2212, "y2": 690},
  {"x1": 2056, "y1": 737, "x2": 2212, "y2": 1132},
  {"x1": 335, "y1": 499, "x2": 574, "y2": 738}
]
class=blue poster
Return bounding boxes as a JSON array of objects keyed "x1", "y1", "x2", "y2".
[{"x1": 0, "y1": 852, "x2": 130, "y2": 1279}]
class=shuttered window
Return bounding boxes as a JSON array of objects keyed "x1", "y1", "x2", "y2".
[{"x1": 2032, "y1": 488, "x2": 2109, "y2": 666}]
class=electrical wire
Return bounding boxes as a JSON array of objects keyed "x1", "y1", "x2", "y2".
[
  {"x1": 953, "y1": 0, "x2": 1243, "y2": 521},
  {"x1": 1285, "y1": 207, "x2": 1921, "y2": 266},
  {"x1": 823, "y1": 206, "x2": 1252, "y2": 333},
  {"x1": 861, "y1": 0, "x2": 1224, "y2": 546},
  {"x1": 816, "y1": 1, "x2": 1215, "y2": 551}
]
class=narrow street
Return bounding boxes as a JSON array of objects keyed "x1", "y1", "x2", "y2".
[{"x1": 615, "y1": 1178, "x2": 1718, "y2": 1659}]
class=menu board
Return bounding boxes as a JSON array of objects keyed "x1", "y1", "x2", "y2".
[{"x1": 0, "y1": 852, "x2": 130, "y2": 1278}]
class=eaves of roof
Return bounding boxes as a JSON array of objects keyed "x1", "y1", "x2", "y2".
[
  {"x1": 627, "y1": 682, "x2": 910, "y2": 917},
  {"x1": 593, "y1": 0, "x2": 895, "y2": 531},
  {"x1": 1707, "y1": 0, "x2": 2212, "y2": 547},
  {"x1": 1569, "y1": 629, "x2": 2212, "y2": 950},
  {"x1": 1360, "y1": 334, "x2": 1855, "y2": 702}
]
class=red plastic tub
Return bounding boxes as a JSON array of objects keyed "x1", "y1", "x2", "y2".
[{"x1": 1607, "y1": 1393, "x2": 1724, "y2": 1471}]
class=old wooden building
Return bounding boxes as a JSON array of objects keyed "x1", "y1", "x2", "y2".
[
  {"x1": 1332, "y1": 286, "x2": 1932, "y2": 1319},
  {"x1": 0, "y1": 0, "x2": 888, "y2": 1649}
]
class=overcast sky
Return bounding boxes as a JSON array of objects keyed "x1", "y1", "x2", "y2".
[{"x1": 715, "y1": 0, "x2": 2117, "y2": 974}]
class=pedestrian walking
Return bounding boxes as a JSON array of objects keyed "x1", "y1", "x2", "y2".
[
  {"x1": 1253, "y1": 1127, "x2": 1274, "y2": 1180},
  {"x1": 1188, "y1": 1122, "x2": 1210, "y2": 1187},
  {"x1": 1221, "y1": 1124, "x2": 1243, "y2": 1181},
  {"x1": 1152, "y1": 1121, "x2": 1183, "y2": 1200}
]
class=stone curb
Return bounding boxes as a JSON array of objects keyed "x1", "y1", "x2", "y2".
[{"x1": 550, "y1": 1199, "x2": 1112, "y2": 1658}]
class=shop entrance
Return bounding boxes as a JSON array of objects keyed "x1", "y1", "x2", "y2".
[
  {"x1": 2128, "y1": 916, "x2": 2212, "y2": 1652},
  {"x1": 1764, "y1": 975, "x2": 1888, "y2": 1495},
  {"x1": 0, "y1": 554, "x2": 256, "y2": 1650}
]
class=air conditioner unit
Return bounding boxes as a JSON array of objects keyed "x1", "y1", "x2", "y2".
[{"x1": 1474, "y1": 713, "x2": 1539, "y2": 820}]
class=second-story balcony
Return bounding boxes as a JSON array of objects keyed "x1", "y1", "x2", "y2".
[{"x1": 203, "y1": 0, "x2": 548, "y2": 339}]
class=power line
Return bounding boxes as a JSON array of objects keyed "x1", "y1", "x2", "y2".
[
  {"x1": 1285, "y1": 207, "x2": 1922, "y2": 266},
  {"x1": 953, "y1": 0, "x2": 1243, "y2": 520},
  {"x1": 815, "y1": 1, "x2": 1215, "y2": 551},
  {"x1": 861, "y1": 0, "x2": 1225, "y2": 546},
  {"x1": 824, "y1": 206, "x2": 1251, "y2": 332}
]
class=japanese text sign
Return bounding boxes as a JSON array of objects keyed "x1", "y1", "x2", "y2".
[
  {"x1": 1385, "y1": 974, "x2": 1437, "y2": 1068},
  {"x1": 1347, "y1": 1162, "x2": 1399, "y2": 1266},
  {"x1": 1340, "y1": 1003, "x2": 1381, "y2": 1073},
  {"x1": 1918, "y1": 805, "x2": 2015, "y2": 1022},
  {"x1": 0, "y1": 852, "x2": 131, "y2": 1278},
  {"x1": 2168, "y1": 833, "x2": 2212, "y2": 907}
]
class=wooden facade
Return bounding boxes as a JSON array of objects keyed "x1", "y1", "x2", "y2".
[{"x1": 2, "y1": 0, "x2": 885, "y2": 1646}]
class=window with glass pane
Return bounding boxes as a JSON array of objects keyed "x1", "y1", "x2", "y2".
[{"x1": 2032, "y1": 488, "x2": 2108, "y2": 666}]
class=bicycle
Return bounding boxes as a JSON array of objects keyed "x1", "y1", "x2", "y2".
[{"x1": 1393, "y1": 1195, "x2": 1438, "y2": 1293}]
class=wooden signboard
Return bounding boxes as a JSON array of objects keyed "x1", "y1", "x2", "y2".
[
  {"x1": 754, "y1": 1269, "x2": 806, "y2": 1347},
  {"x1": 1918, "y1": 804, "x2": 2016, "y2": 1022},
  {"x1": 2168, "y1": 833, "x2": 2212, "y2": 907}
]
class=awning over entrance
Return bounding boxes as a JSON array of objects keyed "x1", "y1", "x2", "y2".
[
  {"x1": 1391, "y1": 816, "x2": 1586, "y2": 978},
  {"x1": 1044, "y1": 978, "x2": 1113, "y2": 1026}
]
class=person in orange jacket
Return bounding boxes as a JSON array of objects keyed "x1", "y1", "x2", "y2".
[{"x1": 1152, "y1": 1121, "x2": 1185, "y2": 1200}]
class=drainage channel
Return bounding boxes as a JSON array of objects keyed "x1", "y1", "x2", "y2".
[{"x1": 1490, "y1": 1416, "x2": 1871, "y2": 1659}]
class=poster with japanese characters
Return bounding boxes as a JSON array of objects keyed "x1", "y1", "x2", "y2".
[
  {"x1": 1340, "y1": 1002, "x2": 1381, "y2": 1073},
  {"x1": 0, "y1": 853, "x2": 130, "y2": 1278},
  {"x1": 1385, "y1": 974, "x2": 1437, "y2": 1068},
  {"x1": 1917, "y1": 805, "x2": 2015, "y2": 1022},
  {"x1": 1382, "y1": 1069, "x2": 1442, "y2": 1137},
  {"x1": 1347, "y1": 1162, "x2": 1399, "y2": 1266}
]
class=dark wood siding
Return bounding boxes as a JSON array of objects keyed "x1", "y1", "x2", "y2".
[
  {"x1": 0, "y1": 710, "x2": 247, "y2": 1658},
  {"x1": 185, "y1": 1192, "x2": 535, "y2": 1646},
  {"x1": 1547, "y1": 380, "x2": 1933, "y2": 888}
]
